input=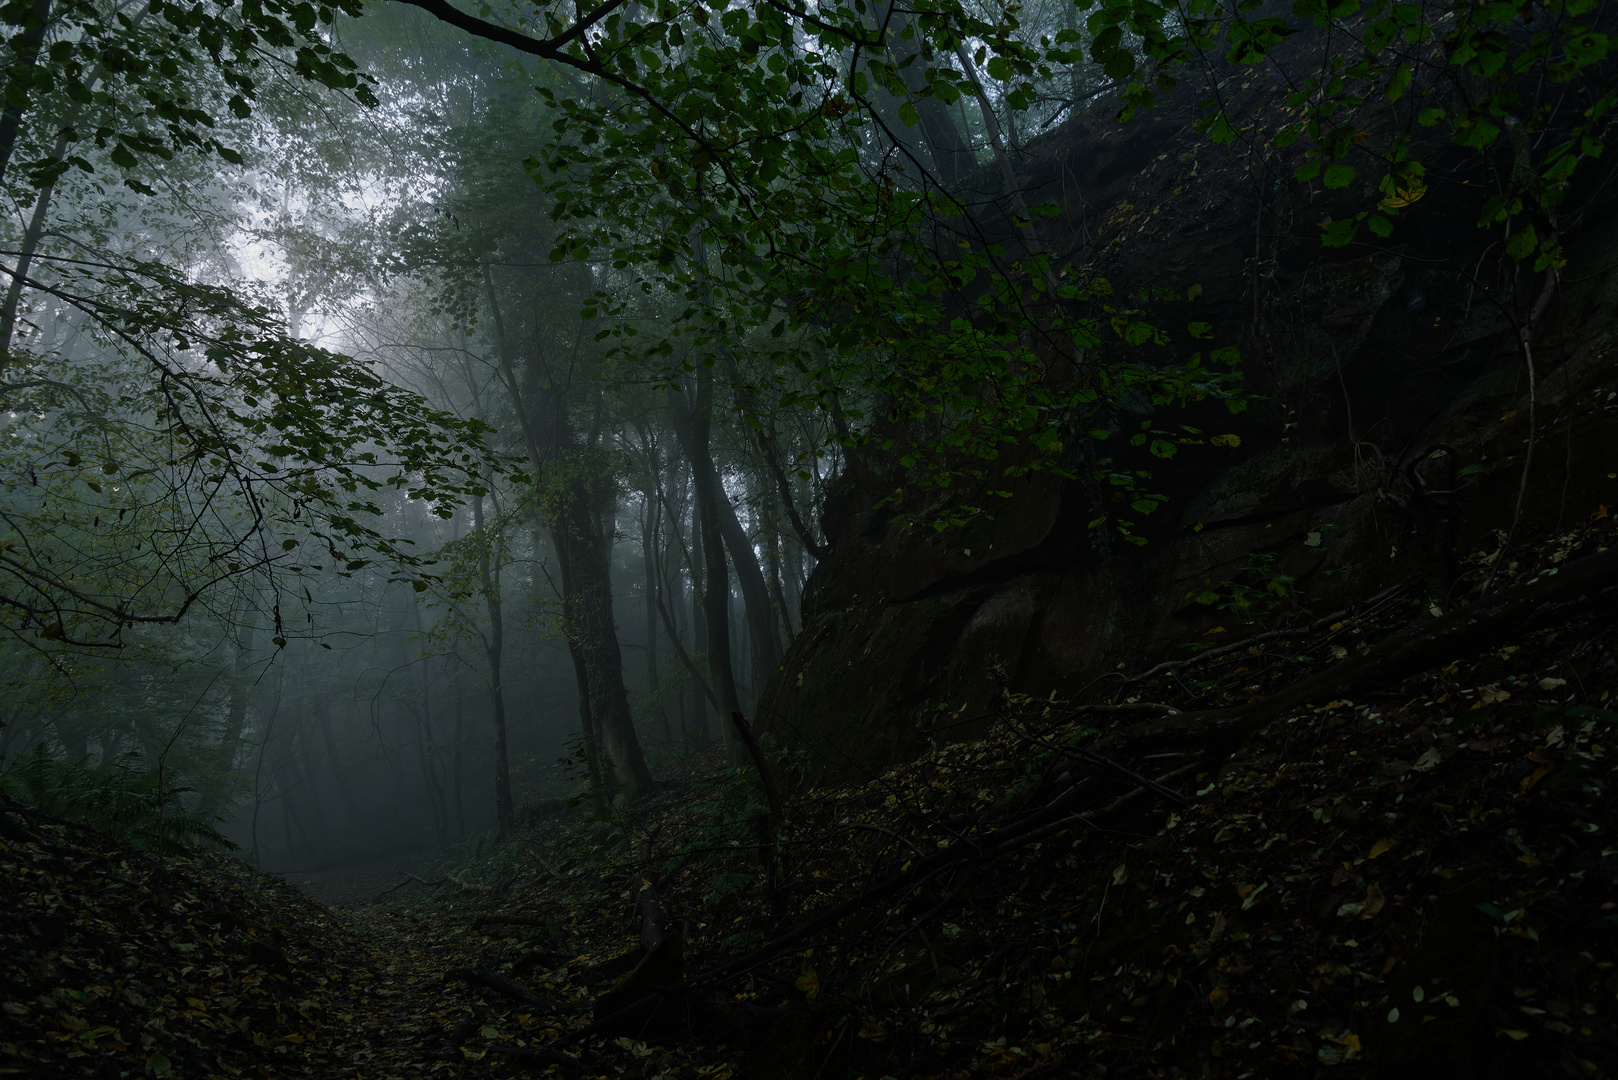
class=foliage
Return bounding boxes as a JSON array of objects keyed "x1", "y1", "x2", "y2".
[
  {"x1": 1, "y1": 258, "x2": 505, "y2": 652},
  {"x1": 0, "y1": 0, "x2": 377, "y2": 199},
  {"x1": 397, "y1": 0, "x2": 1615, "y2": 537},
  {"x1": 1080, "y1": 0, "x2": 1615, "y2": 265},
  {"x1": 1184, "y1": 551, "x2": 1304, "y2": 618},
  {"x1": 0, "y1": 743, "x2": 236, "y2": 854},
  {"x1": 399, "y1": 0, "x2": 1248, "y2": 539}
]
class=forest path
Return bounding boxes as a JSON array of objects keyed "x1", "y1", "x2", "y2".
[{"x1": 271, "y1": 848, "x2": 447, "y2": 907}]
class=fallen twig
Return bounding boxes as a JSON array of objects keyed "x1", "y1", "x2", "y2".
[
  {"x1": 377, "y1": 871, "x2": 447, "y2": 899},
  {"x1": 446, "y1": 873, "x2": 497, "y2": 894},
  {"x1": 444, "y1": 967, "x2": 551, "y2": 1009},
  {"x1": 521, "y1": 842, "x2": 569, "y2": 884},
  {"x1": 1120, "y1": 584, "x2": 1404, "y2": 687}
]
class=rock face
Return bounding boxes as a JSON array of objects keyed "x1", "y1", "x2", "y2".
[{"x1": 757, "y1": 91, "x2": 1618, "y2": 784}]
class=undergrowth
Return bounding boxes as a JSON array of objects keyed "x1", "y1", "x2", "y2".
[{"x1": 0, "y1": 745, "x2": 236, "y2": 855}]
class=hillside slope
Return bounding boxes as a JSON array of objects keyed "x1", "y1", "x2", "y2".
[{"x1": 8, "y1": 519, "x2": 1614, "y2": 1079}]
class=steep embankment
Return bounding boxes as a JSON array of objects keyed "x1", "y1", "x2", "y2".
[
  {"x1": 6, "y1": 520, "x2": 1616, "y2": 1079},
  {"x1": 756, "y1": 69, "x2": 1618, "y2": 785}
]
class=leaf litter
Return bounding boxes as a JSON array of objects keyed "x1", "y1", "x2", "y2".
[{"x1": 3, "y1": 521, "x2": 1617, "y2": 1079}]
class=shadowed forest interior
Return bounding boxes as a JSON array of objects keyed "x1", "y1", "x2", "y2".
[{"x1": 3, "y1": 0, "x2": 1618, "y2": 1076}]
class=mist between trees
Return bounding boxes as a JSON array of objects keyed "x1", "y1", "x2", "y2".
[
  {"x1": 0, "y1": 0, "x2": 852, "y2": 869},
  {"x1": 2, "y1": 0, "x2": 1613, "y2": 874}
]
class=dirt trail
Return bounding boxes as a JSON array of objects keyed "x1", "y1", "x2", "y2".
[{"x1": 266, "y1": 849, "x2": 445, "y2": 907}]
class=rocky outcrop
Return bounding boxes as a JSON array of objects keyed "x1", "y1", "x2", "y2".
[{"x1": 757, "y1": 88, "x2": 1618, "y2": 784}]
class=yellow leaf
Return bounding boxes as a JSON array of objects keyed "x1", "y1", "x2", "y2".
[
  {"x1": 795, "y1": 967, "x2": 820, "y2": 1001},
  {"x1": 1521, "y1": 763, "x2": 1555, "y2": 792},
  {"x1": 1361, "y1": 883, "x2": 1386, "y2": 919},
  {"x1": 1368, "y1": 838, "x2": 1397, "y2": 859},
  {"x1": 1341, "y1": 1032, "x2": 1363, "y2": 1059},
  {"x1": 857, "y1": 1021, "x2": 888, "y2": 1040},
  {"x1": 1211, "y1": 433, "x2": 1241, "y2": 448},
  {"x1": 1381, "y1": 178, "x2": 1427, "y2": 209},
  {"x1": 282, "y1": 1033, "x2": 305, "y2": 1044},
  {"x1": 1209, "y1": 986, "x2": 1230, "y2": 1007},
  {"x1": 1496, "y1": 1028, "x2": 1531, "y2": 1041}
]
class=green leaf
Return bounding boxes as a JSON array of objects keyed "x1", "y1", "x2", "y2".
[
  {"x1": 1505, "y1": 224, "x2": 1537, "y2": 260},
  {"x1": 1386, "y1": 61, "x2": 1411, "y2": 101},
  {"x1": 1564, "y1": 31, "x2": 1608, "y2": 67},
  {"x1": 1321, "y1": 216, "x2": 1359, "y2": 246},
  {"x1": 1323, "y1": 163, "x2": 1356, "y2": 188}
]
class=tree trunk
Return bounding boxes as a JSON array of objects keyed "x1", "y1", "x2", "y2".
[
  {"x1": 199, "y1": 617, "x2": 255, "y2": 817},
  {"x1": 452, "y1": 678, "x2": 465, "y2": 840},
  {"x1": 718, "y1": 501, "x2": 781, "y2": 696},
  {"x1": 760, "y1": 476, "x2": 796, "y2": 645},
  {"x1": 472, "y1": 493, "x2": 515, "y2": 838},
  {"x1": 671, "y1": 378, "x2": 746, "y2": 765},
  {"x1": 688, "y1": 473, "x2": 710, "y2": 744},
  {"x1": 552, "y1": 473, "x2": 654, "y2": 800},
  {"x1": 642, "y1": 494, "x2": 674, "y2": 745},
  {"x1": 567, "y1": 637, "x2": 608, "y2": 814},
  {"x1": 314, "y1": 697, "x2": 360, "y2": 824},
  {"x1": 480, "y1": 259, "x2": 652, "y2": 803}
]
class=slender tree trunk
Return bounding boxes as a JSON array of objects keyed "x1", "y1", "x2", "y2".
[
  {"x1": 314, "y1": 697, "x2": 360, "y2": 823},
  {"x1": 671, "y1": 378, "x2": 745, "y2": 764},
  {"x1": 683, "y1": 466, "x2": 710, "y2": 745},
  {"x1": 760, "y1": 477, "x2": 796, "y2": 645},
  {"x1": 0, "y1": 137, "x2": 62, "y2": 356},
  {"x1": 472, "y1": 493, "x2": 515, "y2": 837},
  {"x1": 713, "y1": 472, "x2": 780, "y2": 693},
  {"x1": 407, "y1": 601, "x2": 448, "y2": 847},
  {"x1": 642, "y1": 495, "x2": 674, "y2": 745},
  {"x1": 566, "y1": 638, "x2": 608, "y2": 813},
  {"x1": 247, "y1": 666, "x2": 284, "y2": 869},
  {"x1": 199, "y1": 618, "x2": 255, "y2": 817},
  {"x1": 452, "y1": 676, "x2": 465, "y2": 841}
]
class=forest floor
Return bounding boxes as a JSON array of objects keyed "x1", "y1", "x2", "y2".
[
  {"x1": 276, "y1": 851, "x2": 448, "y2": 909},
  {"x1": 3, "y1": 522, "x2": 1618, "y2": 1080}
]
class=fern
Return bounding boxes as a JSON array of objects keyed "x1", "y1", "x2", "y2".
[{"x1": 0, "y1": 745, "x2": 238, "y2": 855}]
